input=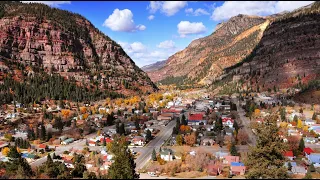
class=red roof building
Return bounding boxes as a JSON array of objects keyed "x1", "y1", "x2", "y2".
[
  {"x1": 284, "y1": 151, "x2": 294, "y2": 157},
  {"x1": 304, "y1": 147, "x2": 314, "y2": 155},
  {"x1": 100, "y1": 137, "x2": 113, "y2": 143},
  {"x1": 38, "y1": 144, "x2": 47, "y2": 149},
  {"x1": 188, "y1": 113, "x2": 203, "y2": 121}
]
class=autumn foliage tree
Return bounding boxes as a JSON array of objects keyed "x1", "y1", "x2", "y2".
[{"x1": 184, "y1": 132, "x2": 197, "y2": 146}]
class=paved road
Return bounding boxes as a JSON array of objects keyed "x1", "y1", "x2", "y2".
[
  {"x1": 232, "y1": 98, "x2": 257, "y2": 146},
  {"x1": 135, "y1": 120, "x2": 176, "y2": 171}
]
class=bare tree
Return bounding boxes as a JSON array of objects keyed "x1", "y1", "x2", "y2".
[{"x1": 237, "y1": 129, "x2": 249, "y2": 145}]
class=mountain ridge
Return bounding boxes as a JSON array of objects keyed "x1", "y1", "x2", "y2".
[{"x1": 0, "y1": 1, "x2": 157, "y2": 105}]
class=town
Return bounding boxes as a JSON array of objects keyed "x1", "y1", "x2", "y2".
[{"x1": 0, "y1": 87, "x2": 319, "y2": 179}]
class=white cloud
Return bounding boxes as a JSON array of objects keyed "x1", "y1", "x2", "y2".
[
  {"x1": 119, "y1": 41, "x2": 147, "y2": 54},
  {"x1": 148, "y1": 1, "x2": 163, "y2": 13},
  {"x1": 211, "y1": 1, "x2": 314, "y2": 21},
  {"x1": 185, "y1": 8, "x2": 210, "y2": 16},
  {"x1": 148, "y1": 1, "x2": 188, "y2": 16},
  {"x1": 148, "y1": 15, "x2": 155, "y2": 20},
  {"x1": 21, "y1": 1, "x2": 70, "y2": 7},
  {"x1": 136, "y1": 25, "x2": 146, "y2": 31},
  {"x1": 103, "y1": 9, "x2": 146, "y2": 32},
  {"x1": 275, "y1": 1, "x2": 314, "y2": 12},
  {"x1": 157, "y1": 40, "x2": 176, "y2": 49},
  {"x1": 185, "y1": 8, "x2": 193, "y2": 13},
  {"x1": 118, "y1": 41, "x2": 179, "y2": 67},
  {"x1": 177, "y1": 21, "x2": 207, "y2": 37}
]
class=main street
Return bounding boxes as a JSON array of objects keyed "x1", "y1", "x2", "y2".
[
  {"x1": 135, "y1": 120, "x2": 176, "y2": 171},
  {"x1": 232, "y1": 98, "x2": 257, "y2": 146}
]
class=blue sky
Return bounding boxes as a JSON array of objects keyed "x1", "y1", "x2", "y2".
[{"x1": 24, "y1": 1, "x2": 314, "y2": 67}]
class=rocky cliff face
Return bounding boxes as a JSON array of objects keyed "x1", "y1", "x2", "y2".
[
  {"x1": 147, "y1": 1, "x2": 319, "y2": 92},
  {"x1": 0, "y1": 1, "x2": 157, "y2": 96},
  {"x1": 225, "y1": 2, "x2": 320, "y2": 91},
  {"x1": 148, "y1": 14, "x2": 268, "y2": 85}
]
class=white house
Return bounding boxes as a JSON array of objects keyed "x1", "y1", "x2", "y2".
[
  {"x1": 305, "y1": 119, "x2": 316, "y2": 126},
  {"x1": 160, "y1": 149, "x2": 174, "y2": 161},
  {"x1": 222, "y1": 118, "x2": 234, "y2": 128},
  {"x1": 5, "y1": 113, "x2": 18, "y2": 119},
  {"x1": 131, "y1": 136, "x2": 145, "y2": 146}
]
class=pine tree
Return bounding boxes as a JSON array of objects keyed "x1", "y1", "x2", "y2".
[
  {"x1": 233, "y1": 120, "x2": 239, "y2": 133},
  {"x1": 146, "y1": 129, "x2": 152, "y2": 141},
  {"x1": 287, "y1": 162, "x2": 292, "y2": 171},
  {"x1": 116, "y1": 122, "x2": 120, "y2": 134},
  {"x1": 103, "y1": 137, "x2": 106, "y2": 147},
  {"x1": 230, "y1": 143, "x2": 238, "y2": 156},
  {"x1": 312, "y1": 112, "x2": 317, "y2": 120},
  {"x1": 152, "y1": 149, "x2": 157, "y2": 161},
  {"x1": 46, "y1": 131, "x2": 52, "y2": 142},
  {"x1": 119, "y1": 123, "x2": 125, "y2": 135},
  {"x1": 245, "y1": 115, "x2": 289, "y2": 179},
  {"x1": 299, "y1": 138, "x2": 305, "y2": 153},
  {"x1": 107, "y1": 136, "x2": 139, "y2": 179},
  {"x1": 310, "y1": 163, "x2": 315, "y2": 172},
  {"x1": 181, "y1": 114, "x2": 187, "y2": 125},
  {"x1": 40, "y1": 124, "x2": 46, "y2": 141}
]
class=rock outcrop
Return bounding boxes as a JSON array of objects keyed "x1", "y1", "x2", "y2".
[{"x1": 0, "y1": 1, "x2": 157, "y2": 97}]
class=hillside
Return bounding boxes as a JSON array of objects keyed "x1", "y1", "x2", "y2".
[
  {"x1": 147, "y1": 14, "x2": 268, "y2": 85},
  {"x1": 0, "y1": 1, "x2": 157, "y2": 104},
  {"x1": 141, "y1": 60, "x2": 166, "y2": 72},
  {"x1": 223, "y1": 2, "x2": 320, "y2": 92},
  {"x1": 146, "y1": 1, "x2": 320, "y2": 94}
]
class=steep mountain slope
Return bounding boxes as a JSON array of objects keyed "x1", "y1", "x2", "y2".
[
  {"x1": 141, "y1": 60, "x2": 166, "y2": 72},
  {"x1": 0, "y1": 1, "x2": 157, "y2": 104},
  {"x1": 147, "y1": 14, "x2": 268, "y2": 85},
  {"x1": 223, "y1": 2, "x2": 320, "y2": 92}
]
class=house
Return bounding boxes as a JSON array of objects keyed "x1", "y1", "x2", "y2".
[
  {"x1": 223, "y1": 156, "x2": 240, "y2": 165},
  {"x1": 284, "y1": 151, "x2": 295, "y2": 161},
  {"x1": 307, "y1": 153, "x2": 320, "y2": 167},
  {"x1": 304, "y1": 147, "x2": 314, "y2": 158},
  {"x1": 230, "y1": 162, "x2": 246, "y2": 175},
  {"x1": 207, "y1": 164, "x2": 222, "y2": 176},
  {"x1": 59, "y1": 136, "x2": 68, "y2": 141},
  {"x1": 305, "y1": 119, "x2": 316, "y2": 126},
  {"x1": 86, "y1": 160, "x2": 95, "y2": 169},
  {"x1": 101, "y1": 161, "x2": 113, "y2": 170},
  {"x1": 61, "y1": 138, "x2": 74, "y2": 145},
  {"x1": 131, "y1": 136, "x2": 145, "y2": 146},
  {"x1": 284, "y1": 161, "x2": 297, "y2": 168},
  {"x1": 222, "y1": 118, "x2": 234, "y2": 128},
  {"x1": 188, "y1": 113, "x2": 207, "y2": 125},
  {"x1": 303, "y1": 137, "x2": 318, "y2": 144},
  {"x1": 157, "y1": 115, "x2": 172, "y2": 121},
  {"x1": 100, "y1": 137, "x2": 113, "y2": 144},
  {"x1": 21, "y1": 153, "x2": 36, "y2": 163},
  {"x1": 160, "y1": 149, "x2": 174, "y2": 161},
  {"x1": 38, "y1": 144, "x2": 48, "y2": 151},
  {"x1": 292, "y1": 166, "x2": 307, "y2": 175},
  {"x1": 88, "y1": 140, "x2": 97, "y2": 147},
  {"x1": 215, "y1": 151, "x2": 229, "y2": 159},
  {"x1": 0, "y1": 141, "x2": 9, "y2": 151},
  {"x1": 202, "y1": 138, "x2": 215, "y2": 146}
]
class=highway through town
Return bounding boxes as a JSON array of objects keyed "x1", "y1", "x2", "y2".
[
  {"x1": 135, "y1": 120, "x2": 176, "y2": 171},
  {"x1": 232, "y1": 98, "x2": 257, "y2": 146}
]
